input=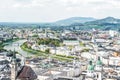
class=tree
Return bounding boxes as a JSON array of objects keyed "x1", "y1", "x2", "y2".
[{"x1": 45, "y1": 49, "x2": 50, "y2": 53}]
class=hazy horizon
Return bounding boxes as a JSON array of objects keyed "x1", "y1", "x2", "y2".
[{"x1": 0, "y1": 0, "x2": 120, "y2": 22}]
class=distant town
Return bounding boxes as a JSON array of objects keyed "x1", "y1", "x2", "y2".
[{"x1": 0, "y1": 24, "x2": 120, "y2": 80}]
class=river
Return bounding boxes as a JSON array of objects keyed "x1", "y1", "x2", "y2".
[{"x1": 4, "y1": 39, "x2": 31, "y2": 57}]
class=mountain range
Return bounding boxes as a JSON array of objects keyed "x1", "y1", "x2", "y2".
[
  {"x1": 53, "y1": 17, "x2": 96, "y2": 26},
  {"x1": 0, "y1": 17, "x2": 120, "y2": 30},
  {"x1": 83, "y1": 17, "x2": 120, "y2": 30},
  {"x1": 86, "y1": 17, "x2": 120, "y2": 25},
  {"x1": 51, "y1": 16, "x2": 120, "y2": 30}
]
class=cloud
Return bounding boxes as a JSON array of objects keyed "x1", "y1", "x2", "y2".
[
  {"x1": 2, "y1": 0, "x2": 120, "y2": 9},
  {"x1": 12, "y1": 0, "x2": 43, "y2": 8},
  {"x1": 0, "y1": 0, "x2": 120, "y2": 22}
]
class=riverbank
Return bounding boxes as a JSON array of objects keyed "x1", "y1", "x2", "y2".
[
  {"x1": 20, "y1": 42, "x2": 47, "y2": 57},
  {"x1": 21, "y1": 42, "x2": 79, "y2": 62}
]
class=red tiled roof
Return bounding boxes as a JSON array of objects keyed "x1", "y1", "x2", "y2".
[{"x1": 17, "y1": 66, "x2": 37, "y2": 80}]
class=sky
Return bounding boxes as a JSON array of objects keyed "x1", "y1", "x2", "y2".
[{"x1": 0, "y1": 0, "x2": 120, "y2": 22}]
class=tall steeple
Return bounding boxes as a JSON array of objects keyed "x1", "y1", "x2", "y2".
[{"x1": 11, "y1": 49, "x2": 17, "y2": 80}]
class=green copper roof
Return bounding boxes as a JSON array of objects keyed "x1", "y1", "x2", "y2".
[
  {"x1": 96, "y1": 57, "x2": 102, "y2": 65},
  {"x1": 88, "y1": 65, "x2": 94, "y2": 71},
  {"x1": 96, "y1": 60, "x2": 102, "y2": 65},
  {"x1": 88, "y1": 60, "x2": 94, "y2": 71}
]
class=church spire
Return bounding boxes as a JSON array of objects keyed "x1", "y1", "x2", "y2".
[{"x1": 11, "y1": 49, "x2": 17, "y2": 80}]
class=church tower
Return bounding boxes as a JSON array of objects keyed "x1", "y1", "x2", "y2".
[
  {"x1": 11, "y1": 51, "x2": 17, "y2": 80},
  {"x1": 95, "y1": 56, "x2": 103, "y2": 71},
  {"x1": 87, "y1": 60, "x2": 95, "y2": 77}
]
